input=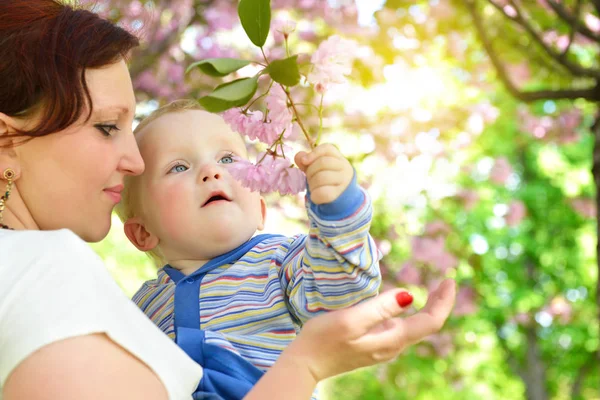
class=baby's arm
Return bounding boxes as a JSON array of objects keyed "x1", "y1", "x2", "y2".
[{"x1": 277, "y1": 144, "x2": 382, "y2": 324}]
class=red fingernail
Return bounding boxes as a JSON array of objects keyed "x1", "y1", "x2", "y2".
[{"x1": 396, "y1": 292, "x2": 413, "y2": 308}]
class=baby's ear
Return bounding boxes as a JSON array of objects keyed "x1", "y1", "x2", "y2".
[{"x1": 124, "y1": 217, "x2": 159, "y2": 251}]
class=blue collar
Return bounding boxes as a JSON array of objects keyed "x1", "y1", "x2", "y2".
[{"x1": 163, "y1": 233, "x2": 283, "y2": 283}]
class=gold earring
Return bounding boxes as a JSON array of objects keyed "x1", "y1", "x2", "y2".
[{"x1": 0, "y1": 168, "x2": 15, "y2": 227}]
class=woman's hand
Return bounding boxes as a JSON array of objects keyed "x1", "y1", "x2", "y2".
[{"x1": 286, "y1": 279, "x2": 456, "y2": 382}]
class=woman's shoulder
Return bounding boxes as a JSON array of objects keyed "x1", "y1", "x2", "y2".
[
  {"x1": 0, "y1": 229, "x2": 203, "y2": 398},
  {"x1": 1, "y1": 228, "x2": 93, "y2": 253},
  {"x1": 0, "y1": 229, "x2": 108, "y2": 280}
]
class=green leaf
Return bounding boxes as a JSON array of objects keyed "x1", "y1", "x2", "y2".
[
  {"x1": 186, "y1": 58, "x2": 252, "y2": 77},
  {"x1": 238, "y1": 0, "x2": 271, "y2": 47},
  {"x1": 198, "y1": 77, "x2": 259, "y2": 113},
  {"x1": 266, "y1": 55, "x2": 300, "y2": 86}
]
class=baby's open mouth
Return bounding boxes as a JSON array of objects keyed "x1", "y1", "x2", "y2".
[{"x1": 202, "y1": 192, "x2": 232, "y2": 207}]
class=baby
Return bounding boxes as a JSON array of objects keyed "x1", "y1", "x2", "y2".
[{"x1": 117, "y1": 99, "x2": 381, "y2": 399}]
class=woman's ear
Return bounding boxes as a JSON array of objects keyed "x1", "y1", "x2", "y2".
[
  {"x1": 0, "y1": 113, "x2": 22, "y2": 178},
  {"x1": 124, "y1": 217, "x2": 160, "y2": 251}
]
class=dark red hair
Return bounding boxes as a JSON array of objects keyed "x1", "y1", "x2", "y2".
[{"x1": 0, "y1": 0, "x2": 139, "y2": 139}]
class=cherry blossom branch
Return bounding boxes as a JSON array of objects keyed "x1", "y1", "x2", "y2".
[
  {"x1": 485, "y1": 0, "x2": 600, "y2": 79},
  {"x1": 545, "y1": 0, "x2": 600, "y2": 42},
  {"x1": 560, "y1": 0, "x2": 582, "y2": 58},
  {"x1": 467, "y1": 0, "x2": 600, "y2": 102},
  {"x1": 281, "y1": 84, "x2": 315, "y2": 148},
  {"x1": 258, "y1": 48, "x2": 315, "y2": 149}
]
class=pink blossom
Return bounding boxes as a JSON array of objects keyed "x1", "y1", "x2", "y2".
[
  {"x1": 543, "y1": 30, "x2": 570, "y2": 52},
  {"x1": 425, "y1": 333, "x2": 453, "y2": 357},
  {"x1": 203, "y1": 2, "x2": 238, "y2": 31},
  {"x1": 457, "y1": 190, "x2": 479, "y2": 210},
  {"x1": 505, "y1": 200, "x2": 527, "y2": 227},
  {"x1": 570, "y1": 198, "x2": 596, "y2": 219},
  {"x1": 513, "y1": 312, "x2": 532, "y2": 326},
  {"x1": 436, "y1": 252, "x2": 458, "y2": 274},
  {"x1": 167, "y1": 63, "x2": 185, "y2": 82},
  {"x1": 544, "y1": 297, "x2": 572, "y2": 324},
  {"x1": 298, "y1": 29, "x2": 317, "y2": 41},
  {"x1": 503, "y1": 5, "x2": 517, "y2": 18},
  {"x1": 223, "y1": 109, "x2": 262, "y2": 135},
  {"x1": 411, "y1": 236, "x2": 457, "y2": 273},
  {"x1": 506, "y1": 63, "x2": 531, "y2": 86},
  {"x1": 453, "y1": 286, "x2": 478, "y2": 316},
  {"x1": 307, "y1": 35, "x2": 357, "y2": 92},
  {"x1": 272, "y1": 18, "x2": 297, "y2": 42},
  {"x1": 489, "y1": 157, "x2": 513, "y2": 184},
  {"x1": 585, "y1": 13, "x2": 600, "y2": 33},
  {"x1": 223, "y1": 99, "x2": 295, "y2": 146},
  {"x1": 556, "y1": 110, "x2": 582, "y2": 144},
  {"x1": 125, "y1": 1, "x2": 144, "y2": 18},
  {"x1": 272, "y1": 165, "x2": 306, "y2": 195},
  {"x1": 134, "y1": 70, "x2": 159, "y2": 92},
  {"x1": 228, "y1": 153, "x2": 306, "y2": 195},
  {"x1": 265, "y1": 85, "x2": 293, "y2": 129},
  {"x1": 519, "y1": 109, "x2": 554, "y2": 139},
  {"x1": 395, "y1": 262, "x2": 422, "y2": 286},
  {"x1": 425, "y1": 221, "x2": 451, "y2": 236}
]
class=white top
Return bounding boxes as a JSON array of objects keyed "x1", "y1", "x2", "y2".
[{"x1": 0, "y1": 229, "x2": 203, "y2": 400}]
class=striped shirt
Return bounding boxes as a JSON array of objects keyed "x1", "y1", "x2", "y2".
[{"x1": 133, "y1": 179, "x2": 381, "y2": 373}]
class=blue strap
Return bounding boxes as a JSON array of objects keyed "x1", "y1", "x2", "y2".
[{"x1": 177, "y1": 327, "x2": 264, "y2": 399}]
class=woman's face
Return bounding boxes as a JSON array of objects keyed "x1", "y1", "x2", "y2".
[{"x1": 15, "y1": 60, "x2": 144, "y2": 241}]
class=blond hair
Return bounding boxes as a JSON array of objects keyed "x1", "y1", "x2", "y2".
[{"x1": 115, "y1": 99, "x2": 205, "y2": 267}]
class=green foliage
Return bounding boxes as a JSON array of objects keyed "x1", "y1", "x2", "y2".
[
  {"x1": 186, "y1": 58, "x2": 251, "y2": 77},
  {"x1": 238, "y1": 0, "x2": 271, "y2": 47},
  {"x1": 198, "y1": 76, "x2": 259, "y2": 112},
  {"x1": 266, "y1": 55, "x2": 301, "y2": 86}
]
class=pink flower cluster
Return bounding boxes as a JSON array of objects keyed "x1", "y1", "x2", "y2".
[
  {"x1": 222, "y1": 87, "x2": 295, "y2": 145},
  {"x1": 307, "y1": 35, "x2": 357, "y2": 93},
  {"x1": 228, "y1": 153, "x2": 306, "y2": 195},
  {"x1": 396, "y1": 220, "x2": 459, "y2": 287},
  {"x1": 411, "y1": 236, "x2": 458, "y2": 274},
  {"x1": 570, "y1": 197, "x2": 596, "y2": 219},
  {"x1": 489, "y1": 157, "x2": 513, "y2": 185},
  {"x1": 543, "y1": 296, "x2": 572, "y2": 324},
  {"x1": 519, "y1": 108, "x2": 582, "y2": 144},
  {"x1": 505, "y1": 200, "x2": 527, "y2": 227}
]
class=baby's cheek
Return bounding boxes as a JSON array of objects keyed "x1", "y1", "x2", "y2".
[{"x1": 148, "y1": 182, "x2": 192, "y2": 237}]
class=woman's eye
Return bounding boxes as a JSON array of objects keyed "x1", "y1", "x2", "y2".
[
  {"x1": 169, "y1": 164, "x2": 188, "y2": 173},
  {"x1": 219, "y1": 154, "x2": 235, "y2": 164},
  {"x1": 95, "y1": 124, "x2": 120, "y2": 137}
]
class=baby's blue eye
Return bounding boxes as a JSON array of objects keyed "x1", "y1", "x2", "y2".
[
  {"x1": 219, "y1": 155, "x2": 235, "y2": 164},
  {"x1": 170, "y1": 164, "x2": 188, "y2": 173}
]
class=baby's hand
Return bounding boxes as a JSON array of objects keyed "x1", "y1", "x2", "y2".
[{"x1": 295, "y1": 143, "x2": 354, "y2": 205}]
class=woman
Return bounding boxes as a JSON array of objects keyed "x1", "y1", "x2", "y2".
[{"x1": 0, "y1": 1, "x2": 456, "y2": 399}]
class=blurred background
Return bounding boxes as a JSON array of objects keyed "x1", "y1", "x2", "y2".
[{"x1": 85, "y1": 0, "x2": 599, "y2": 399}]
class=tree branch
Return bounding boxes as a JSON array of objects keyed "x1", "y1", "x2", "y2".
[
  {"x1": 593, "y1": 0, "x2": 600, "y2": 17},
  {"x1": 485, "y1": 0, "x2": 600, "y2": 79},
  {"x1": 546, "y1": 0, "x2": 600, "y2": 42},
  {"x1": 466, "y1": 0, "x2": 599, "y2": 102},
  {"x1": 571, "y1": 353, "x2": 596, "y2": 398},
  {"x1": 561, "y1": 0, "x2": 582, "y2": 57},
  {"x1": 593, "y1": 111, "x2": 600, "y2": 376},
  {"x1": 496, "y1": 332, "x2": 527, "y2": 382}
]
